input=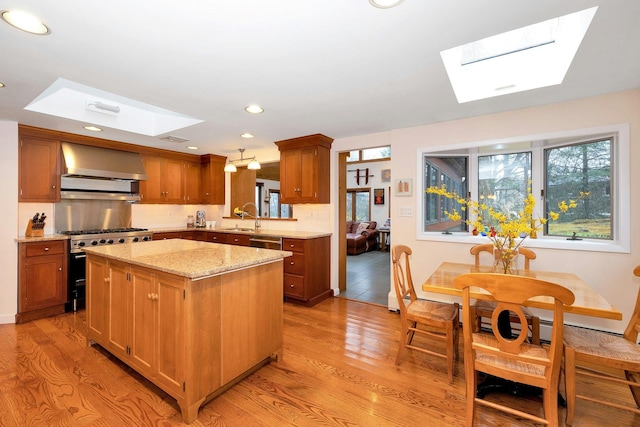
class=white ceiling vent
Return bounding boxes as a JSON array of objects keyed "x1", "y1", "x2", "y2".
[{"x1": 160, "y1": 135, "x2": 189, "y2": 143}]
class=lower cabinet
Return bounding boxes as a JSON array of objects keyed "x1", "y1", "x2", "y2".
[
  {"x1": 85, "y1": 253, "x2": 283, "y2": 423},
  {"x1": 89, "y1": 259, "x2": 184, "y2": 396},
  {"x1": 282, "y1": 236, "x2": 332, "y2": 306},
  {"x1": 17, "y1": 240, "x2": 68, "y2": 323}
]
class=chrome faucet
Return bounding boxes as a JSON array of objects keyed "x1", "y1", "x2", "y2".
[{"x1": 241, "y1": 202, "x2": 260, "y2": 231}]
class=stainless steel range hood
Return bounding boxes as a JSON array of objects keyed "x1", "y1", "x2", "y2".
[{"x1": 61, "y1": 142, "x2": 148, "y2": 180}]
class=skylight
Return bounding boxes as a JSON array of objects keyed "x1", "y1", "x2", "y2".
[
  {"x1": 441, "y1": 7, "x2": 598, "y2": 103},
  {"x1": 25, "y1": 78, "x2": 203, "y2": 136}
]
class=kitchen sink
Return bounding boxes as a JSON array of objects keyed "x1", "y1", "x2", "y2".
[{"x1": 222, "y1": 227, "x2": 255, "y2": 232}]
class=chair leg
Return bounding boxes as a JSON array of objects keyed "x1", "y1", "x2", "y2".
[
  {"x1": 564, "y1": 346, "x2": 577, "y2": 425},
  {"x1": 395, "y1": 321, "x2": 409, "y2": 365},
  {"x1": 446, "y1": 323, "x2": 454, "y2": 384},
  {"x1": 624, "y1": 370, "x2": 640, "y2": 408},
  {"x1": 465, "y1": 359, "x2": 476, "y2": 427},
  {"x1": 543, "y1": 383, "x2": 559, "y2": 426}
]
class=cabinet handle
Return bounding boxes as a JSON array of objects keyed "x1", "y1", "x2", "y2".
[
  {"x1": 58, "y1": 267, "x2": 62, "y2": 271},
  {"x1": 52, "y1": 185, "x2": 56, "y2": 189},
  {"x1": 290, "y1": 261, "x2": 295, "y2": 265},
  {"x1": 44, "y1": 247, "x2": 49, "y2": 251},
  {"x1": 104, "y1": 277, "x2": 110, "y2": 284},
  {"x1": 148, "y1": 293, "x2": 152, "y2": 300},
  {"x1": 290, "y1": 284, "x2": 295, "y2": 288}
]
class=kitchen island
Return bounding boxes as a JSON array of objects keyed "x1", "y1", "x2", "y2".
[{"x1": 83, "y1": 239, "x2": 291, "y2": 423}]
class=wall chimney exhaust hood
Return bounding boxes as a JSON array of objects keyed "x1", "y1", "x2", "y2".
[{"x1": 61, "y1": 142, "x2": 148, "y2": 181}]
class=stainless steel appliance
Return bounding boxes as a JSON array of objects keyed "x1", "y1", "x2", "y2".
[
  {"x1": 249, "y1": 235, "x2": 282, "y2": 250},
  {"x1": 62, "y1": 227, "x2": 153, "y2": 312},
  {"x1": 196, "y1": 210, "x2": 206, "y2": 228}
]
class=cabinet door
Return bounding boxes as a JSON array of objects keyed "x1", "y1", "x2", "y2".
[
  {"x1": 107, "y1": 261, "x2": 130, "y2": 359},
  {"x1": 22, "y1": 253, "x2": 65, "y2": 311},
  {"x1": 184, "y1": 161, "x2": 201, "y2": 204},
  {"x1": 227, "y1": 233, "x2": 251, "y2": 246},
  {"x1": 201, "y1": 154, "x2": 226, "y2": 204},
  {"x1": 130, "y1": 268, "x2": 156, "y2": 375},
  {"x1": 153, "y1": 232, "x2": 181, "y2": 240},
  {"x1": 280, "y1": 149, "x2": 301, "y2": 202},
  {"x1": 19, "y1": 136, "x2": 60, "y2": 202},
  {"x1": 155, "y1": 272, "x2": 185, "y2": 395},
  {"x1": 298, "y1": 146, "x2": 319, "y2": 201},
  {"x1": 140, "y1": 156, "x2": 164, "y2": 203},
  {"x1": 87, "y1": 256, "x2": 109, "y2": 343},
  {"x1": 163, "y1": 158, "x2": 185, "y2": 204},
  {"x1": 207, "y1": 232, "x2": 227, "y2": 243}
]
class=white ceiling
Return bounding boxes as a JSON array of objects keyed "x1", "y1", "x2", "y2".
[{"x1": 1, "y1": 0, "x2": 639, "y2": 163}]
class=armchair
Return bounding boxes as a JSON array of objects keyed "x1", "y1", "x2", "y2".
[{"x1": 346, "y1": 220, "x2": 379, "y2": 255}]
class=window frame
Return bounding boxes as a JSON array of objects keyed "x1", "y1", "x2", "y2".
[{"x1": 416, "y1": 123, "x2": 630, "y2": 254}]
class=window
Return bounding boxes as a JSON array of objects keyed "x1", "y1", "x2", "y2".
[
  {"x1": 347, "y1": 146, "x2": 391, "y2": 163},
  {"x1": 419, "y1": 124, "x2": 629, "y2": 253},
  {"x1": 545, "y1": 138, "x2": 611, "y2": 239},
  {"x1": 267, "y1": 190, "x2": 292, "y2": 219},
  {"x1": 347, "y1": 189, "x2": 371, "y2": 221}
]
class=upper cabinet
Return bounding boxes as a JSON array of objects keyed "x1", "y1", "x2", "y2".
[
  {"x1": 200, "y1": 154, "x2": 226, "y2": 205},
  {"x1": 139, "y1": 155, "x2": 185, "y2": 204},
  {"x1": 275, "y1": 134, "x2": 332, "y2": 204},
  {"x1": 18, "y1": 125, "x2": 226, "y2": 205},
  {"x1": 18, "y1": 129, "x2": 61, "y2": 202}
]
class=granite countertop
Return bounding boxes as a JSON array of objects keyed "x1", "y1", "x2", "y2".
[
  {"x1": 151, "y1": 226, "x2": 332, "y2": 239},
  {"x1": 15, "y1": 234, "x2": 69, "y2": 243},
  {"x1": 83, "y1": 239, "x2": 293, "y2": 279}
]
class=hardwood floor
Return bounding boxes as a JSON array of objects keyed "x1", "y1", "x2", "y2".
[{"x1": 1, "y1": 298, "x2": 638, "y2": 426}]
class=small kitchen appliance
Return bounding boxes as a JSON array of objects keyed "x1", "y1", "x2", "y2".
[{"x1": 196, "y1": 210, "x2": 206, "y2": 228}]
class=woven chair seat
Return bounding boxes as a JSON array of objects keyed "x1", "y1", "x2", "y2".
[
  {"x1": 407, "y1": 300, "x2": 459, "y2": 322},
  {"x1": 473, "y1": 332, "x2": 548, "y2": 377},
  {"x1": 564, "y1": 325, "x2": 640, "y2": 363}
]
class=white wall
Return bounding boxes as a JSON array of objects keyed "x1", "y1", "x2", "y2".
[
  {"x1": 331, "y1": 89, "x2": 640, "y2": 334},
  {"x1": 1, "y1": 122, "x2": 19, "y2": 323}
]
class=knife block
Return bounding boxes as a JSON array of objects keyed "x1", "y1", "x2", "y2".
[{"x1": 25, "y1": 219, "x2": 45, "y2": 237}]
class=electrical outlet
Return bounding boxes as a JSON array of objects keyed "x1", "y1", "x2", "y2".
[{"x1": 399, "y1": 206, "x2": 413, "y2": 217}]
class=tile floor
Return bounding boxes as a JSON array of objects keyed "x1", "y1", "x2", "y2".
[{"x1": 340, "y1": 249, "x2": 390, "y2": 306}]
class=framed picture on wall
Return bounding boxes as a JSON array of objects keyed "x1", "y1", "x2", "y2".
[
  {"x1": 394, "y1": 179, "x2": 412, "y2": 196},
  {"x1": 381, "y1": 169, "x2": 391, "y2": 182},
  {"x1": 374, "y1": 188, "x2": 385, "y2": 205}
]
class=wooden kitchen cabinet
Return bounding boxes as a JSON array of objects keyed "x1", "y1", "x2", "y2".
[
  {"x1": 16, "y1": 240, "x2": 68, "y2": 323},
  {"x1": 18, "y1": 133, "x2": 61, "y2": 202},
  {"x1": 226, "y1": 233, "x2": 251, "y2": 246},
  {"x1": 201, "y1": 154, "x2": 226, "y2": 204},
  {"x1": 206, "y1": 232, "x2": 227, "y2": 243},
  {"x1": 275, "y1": 134, "x2": 332, "y2": 204},
  {"x1": 140, "y1": 155, "x2": 185, "y2": 204},
  {"x1": 88, "y1": 257, "x2": 185, "y2": 397},
  {"x1": 183, "y1": 160, "x2": 201, "y2": 204},
  {"x1": 282, "y1": 236, "x2": 331, "y2": 306}
]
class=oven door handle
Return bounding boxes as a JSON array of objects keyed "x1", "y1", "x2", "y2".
[{"x1": 73, "y1": 253, "x2": 87, "y2": 259}]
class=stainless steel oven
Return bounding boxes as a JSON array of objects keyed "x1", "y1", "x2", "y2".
[{"x1": 63, "y1": 228, "x2": 153, "y2": 312}]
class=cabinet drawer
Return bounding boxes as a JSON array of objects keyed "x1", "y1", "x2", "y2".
[
  {"x1": 25, "y1": 241, "x2": 65, "y2": 257},
  {"x1": 282, "y1": 238, "x2": 304, "y2": 253},
  {"x1": 284, "y1": 253, "x2": 305, "y2": 275},
  {"x1": 227, "y1": 234, "x2": 251, "y2": 246},
  {"x1": 207, "y1": 232, "x2": 227, "y2": 243},
  {"x1": 284, "y1": 274, "x2": 305, "y2": 298}
]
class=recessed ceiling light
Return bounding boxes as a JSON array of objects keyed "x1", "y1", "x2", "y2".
[
  {"x1": 84, "y1": 125, "x2": 102, "y2": 132},
  {"x1": 1, "y1": 10, "x2": 50, "y2": 35},
  {"x1": 369, "y1": 0, "x2": 405, "y2": 9},
  {"x1": 245, "y1": 105, "x2": 264, "y2": 114},
  {"x1": 186, "y1": 146, "x2": 198, "y2": 150},
  {"x1": 240, "y1": 133, "x2": 254, "y2": 138}
]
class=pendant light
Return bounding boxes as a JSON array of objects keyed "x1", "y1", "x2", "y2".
[{"x1": 224, "y1": 148, "x2": 261, "y2": 172}]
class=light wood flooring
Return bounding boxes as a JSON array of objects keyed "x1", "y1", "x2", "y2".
[{"x1": 1, "y1": 298, "x2": 638, "y2": 426}]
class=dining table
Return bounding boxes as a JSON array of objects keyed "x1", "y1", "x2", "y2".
[
  {"x1": 421, "y1": 261, "x2": 622, "y2": 320},
  {"x1": 421, "y1": 261, "x2": 623, "y2": 401}
]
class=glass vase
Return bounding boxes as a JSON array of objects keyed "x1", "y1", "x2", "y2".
[{"x1": 493, "y1": 249, "x2": 519, "y2": 275}]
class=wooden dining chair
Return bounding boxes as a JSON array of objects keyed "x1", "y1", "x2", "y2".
[
  {"x1": 563, "y1": 265, "x2": 640, "y2": 425},
  {"x1": 391, "y1": 245, "x2": 460, "y2": 384},
  {"x1": 454, "y1": 272, "x2": 575, "y2": 426},
  {"x1": 470, "y1": 243, "x2": 541, "y2": 345}
]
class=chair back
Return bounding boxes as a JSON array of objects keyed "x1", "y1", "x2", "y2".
[
  {"x1": 623, "y1": 265, "x2": 640, "y2": 342},
  {"x1": 470, "y1": 243, "x2": 536, "y2": 270},
  {"x1": 454, "y1": 273, "x2": 574, "y2": 381},
  {"x1": 391, "y1": 245, "x2": 417, "y2": 309}
]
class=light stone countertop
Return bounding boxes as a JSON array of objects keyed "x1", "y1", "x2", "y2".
[
  {"x1": 150, "y1": 226, "x2": 331, "y2": 239},
  {"x1": 15, "y1": 234, "x2": 69, "y2": 243},
  {"x1": 82, "y1": 239, "x2": 293, "y2": 279}
]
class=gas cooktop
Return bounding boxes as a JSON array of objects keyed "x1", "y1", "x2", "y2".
[{"x1": 61, "y1": 227, "x2": 148, "y2": 236}]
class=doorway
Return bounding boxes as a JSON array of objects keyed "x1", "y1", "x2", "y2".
[{"x1": 337, "y1": 150, "x2": 391, "y2": 307}]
